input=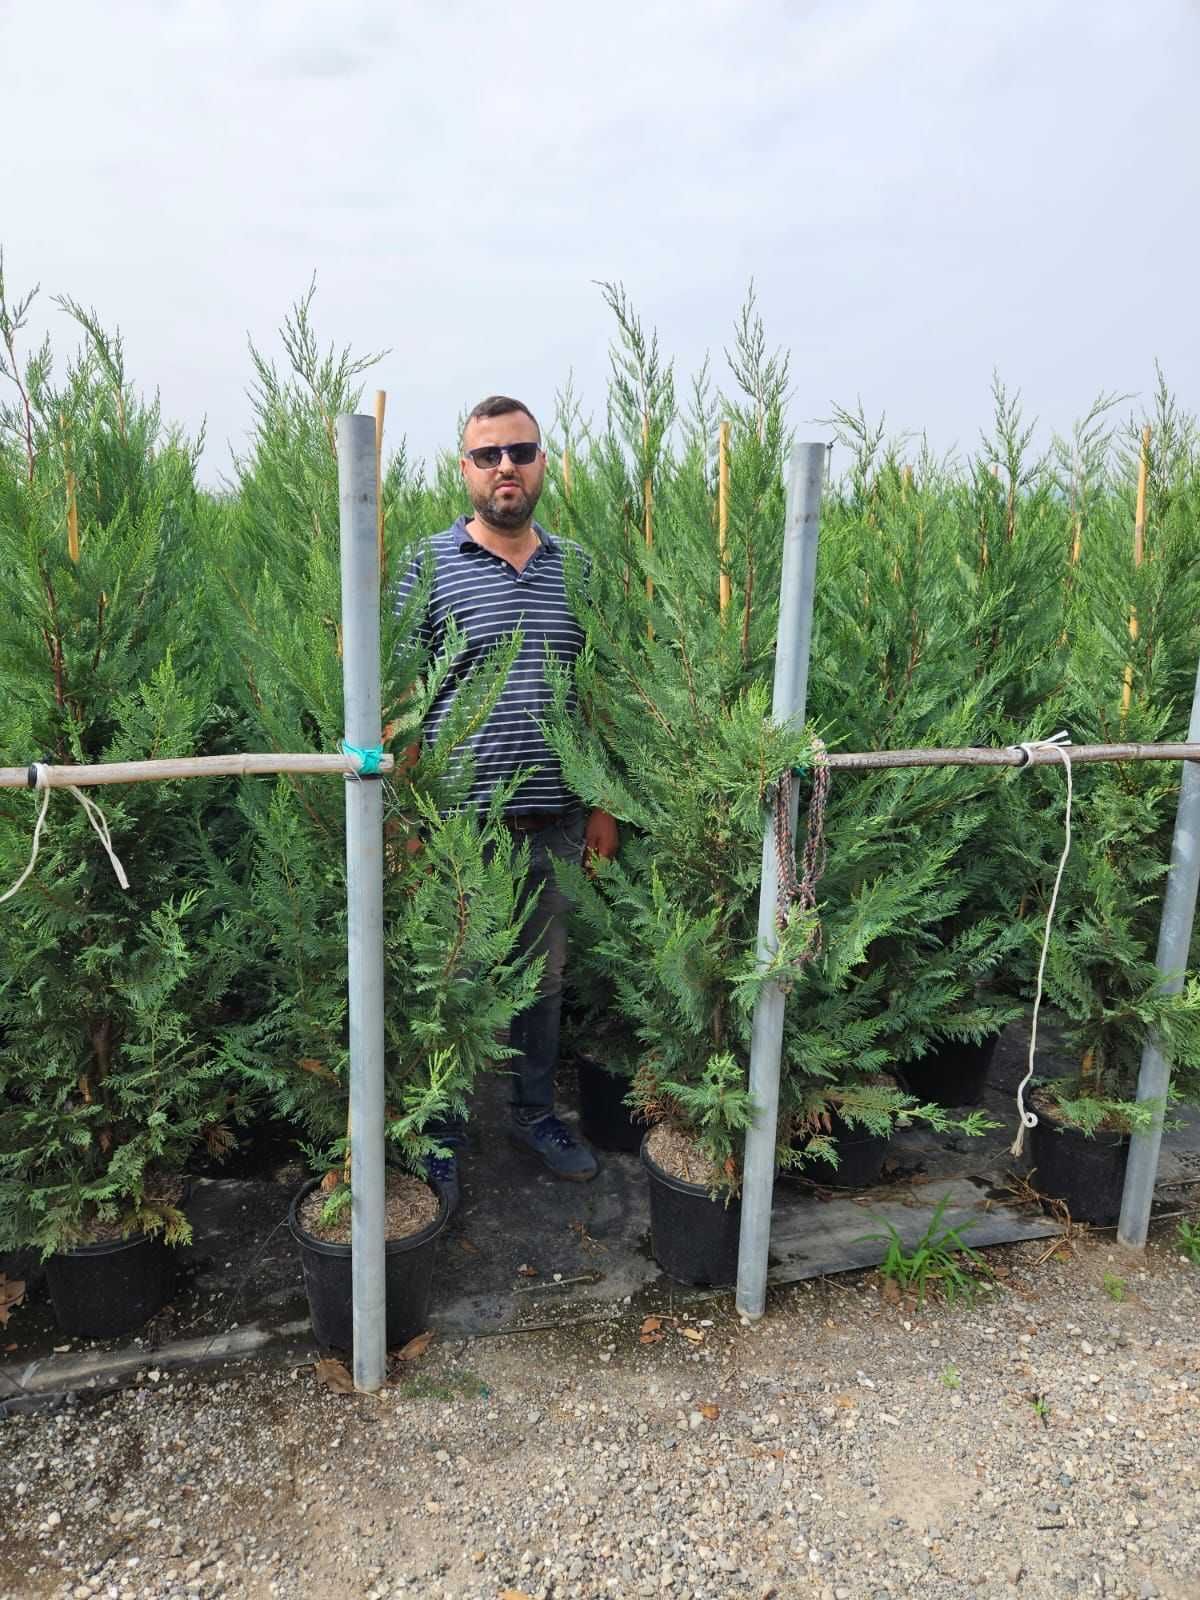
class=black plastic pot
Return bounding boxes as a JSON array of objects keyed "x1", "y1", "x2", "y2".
[
  {"x1": 899, "y1": 1032, "x2": 1001, "y2": 1108},
  {"x1": 1028, "y1": 1115, "x2": 1130, "y2": 1226},
  {"x1": 822, "y1": 1112, "x2": 890, "y2": 1189},
  {"x1": 46, "y1": 1230, "x2": 175, "y2": 1340},
  {"x1": 576, "y1": 1057, "x2": 642, "y2": 1153},
  {"x1": 289, "y1": 1178, "x2": 449, "y2": 1352},
  {"x1": 641, "y1": 1132, "x2": 741, "y2": 1287}
]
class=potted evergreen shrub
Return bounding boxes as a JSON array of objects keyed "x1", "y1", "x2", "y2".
[
  {"x1": 813, "y1": 394, "x2": 1065, "y2": 1109},
  {"x1": 995, "y1": 400, "x2": 1200, "y2": 1223},
  {"x1": 1005, "y1": 737, "x2": 1200, "y2": 1223},
  {"x1": 543, "y1": 292, "x2": 995, "y2": 1282},
  {"x1": 206, "y1": 294, "x2": 540, "y2": 1348},
  {"x1": 273, "y1": 800, "x2": 540, "y2": 1353},
  {"x1": 0, "y1": 281, "x2": 245, "y2": 1337}
]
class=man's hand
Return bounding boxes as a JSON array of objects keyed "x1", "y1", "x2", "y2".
[{"x1": 584, "y1": 808, "x2": 619, "y2": 871}]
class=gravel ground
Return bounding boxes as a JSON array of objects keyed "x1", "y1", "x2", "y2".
[{"x1": 2, "y1": 1230, "x2": 1199, "y2": 1600}]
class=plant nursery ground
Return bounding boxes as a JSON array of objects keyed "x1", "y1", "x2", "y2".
[
  {"x1": 5, "y1": 1016, "x2": 1199, "y2": 1398},
  {"x1": 1, "y1": 1229, "x2": 1199, "y2": 1600},
  {"x1": 4, "y1": 1015, "x2": 1200, "y2": 1600}
]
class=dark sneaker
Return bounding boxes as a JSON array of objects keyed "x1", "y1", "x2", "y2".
[
  {"x1": 509, "y1": 1115, "x2": 599, "y2": 1182},
  {"x1": 424, "y1": 1150, "x2": 461, "y2": 1213}
]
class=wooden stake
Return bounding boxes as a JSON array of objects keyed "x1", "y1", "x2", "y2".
[
  {"x1": 718, "y1": 420, "x2": 731, "y2": 614},
  {"x1": 1080, "y1": 1045, "x2": 1095, "y2": 1091},
  {"x1": 642, "y1": 413, "x2": 654, "y2": 630},
  {"x1": 374, "y1": 390, "x2": 386, "y2": 576},
  {"x1": 61, "y1": 414, "x2": 79, "y2": 564},
  {"x1": 1, "y1": 739, "x2": 1196, "y2": 792},
  {"x1": 1069, "y1": 465, "x2": 1082, "y2": 567},
  {"x1": 1122, "y1": 425, "x2": 1151, "y2": 715},
  {"x1": 1133, "y1": 423, "x2": 1150, "y2": 567},
  {"x1": 0, "y1": 751, "x2": 397, "y2": 790}
]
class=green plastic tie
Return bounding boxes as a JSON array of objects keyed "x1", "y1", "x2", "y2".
[{"x1": 340, "y1": 740, "x2": 385, "y2": 776}]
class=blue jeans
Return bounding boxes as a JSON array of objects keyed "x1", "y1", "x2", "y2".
[
  {"x1": 508, "y1": 810, "x2": 587, "y2": 1123},
  {"x1": 431, "y1": 810, "x2": 585, "y2": 1145}
]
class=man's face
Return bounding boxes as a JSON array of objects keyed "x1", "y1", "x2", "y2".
[{"x1": 460, "y1": 410, "x2": 546, "y2": 531}]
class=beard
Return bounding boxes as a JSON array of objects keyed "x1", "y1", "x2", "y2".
[{"x1": 471, "y1": 479, "x2": 541, "y2": 530}]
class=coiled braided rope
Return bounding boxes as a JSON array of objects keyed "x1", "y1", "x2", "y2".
[{"x1": 772, "y1": 734, "x2": 830, "y2": 967}]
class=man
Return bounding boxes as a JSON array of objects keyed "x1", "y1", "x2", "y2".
[{"x1": 394, "y1": 395, "x2": 619, "y2": 1205}]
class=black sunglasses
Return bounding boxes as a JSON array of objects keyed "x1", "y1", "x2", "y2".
[{"x1": 465, "y1": 442, "x2": 541, "y2": 469}]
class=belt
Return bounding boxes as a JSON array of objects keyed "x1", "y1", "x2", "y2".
[{"x1": 502, "y1": 811, "x2": 573, "y2": 832}]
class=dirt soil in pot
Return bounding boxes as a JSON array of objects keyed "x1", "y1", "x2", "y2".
[
  {"x1": 297, "y1": 1169, "x2": 438, "y2": 1244},
  {"x1": 1029, "y1": 1087, "x2": 1128, "y2": 1134},
  {"x1": 69, "y1": 1172, "x2": 189, "y2": 1246},
  {"x1": 645, "y1": 1123, "x2": 722, "y2": 1188}
]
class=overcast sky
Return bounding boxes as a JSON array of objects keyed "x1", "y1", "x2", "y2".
[{"x1": 3, "y1": 0, "x2": 1198, "y2": 484}]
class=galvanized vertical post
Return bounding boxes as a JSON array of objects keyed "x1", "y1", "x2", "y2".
[
  {"x1": 1117, "y1": 652, "x2": 1200, "y2": 1248},
  {"x1": 337, "y1": 413, "x2": 387, "y2": 1391},
  {"x1": 735, "y1": 442, "x2": 826, "y2": 1321}
]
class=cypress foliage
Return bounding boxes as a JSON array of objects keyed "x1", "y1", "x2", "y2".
[
  {"x1": 545, "y1": 293, "x2": 996, "y2": 1188},
  {"x1": 204, "y1": 292, "x2": 541, "y2": 1196},
  {"x1": 994, "y1": 381, "x2": 1200, "y2": 1128},
  {"x1": 2, "y1": 260, "x2": 1198, "y2": 1217},
  {"x1": 0, "y1": 273, "x2": 242, "y2": 1254}
]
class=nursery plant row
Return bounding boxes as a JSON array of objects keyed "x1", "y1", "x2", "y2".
[{"x1": 1, "y1": 272, "x2": 1198, "y2": 1344}]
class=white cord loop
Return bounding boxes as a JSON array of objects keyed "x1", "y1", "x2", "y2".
[
  {"x1": 0, "y1": 763, "x2": 130, "y2": 905},
  {"x1": 1010, "y1": 731, "x2": 1073, "y2": 1158}
]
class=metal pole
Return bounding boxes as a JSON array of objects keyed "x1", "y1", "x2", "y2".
[
  {"x1": 337, "y1": 413, "x2": 387, "y2": 1391},
  {"x1": 735, "y1": 442, "x2": 826, "y2": 1320},
  {"x1": 1117, "y1": 652, "x2": 1200, "y2": 1248}
]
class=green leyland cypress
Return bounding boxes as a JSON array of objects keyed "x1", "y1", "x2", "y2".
[
  {"x1": 0, "y1": 273, "x2": 242, "y2": 1254},
  {"x1": 542, "y1": 292, "x2": 998, "y2": 1188},
  {"x1": 995, "y1": 382, "x2": 1200, "y2": 1130},
  {"x1": 205, "y1": 292, "x2": 541, "y2": 1193}
]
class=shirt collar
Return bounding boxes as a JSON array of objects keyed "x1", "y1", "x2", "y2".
[{"x1": 454, "y1": 515, "x2": 557, "y2": 554}]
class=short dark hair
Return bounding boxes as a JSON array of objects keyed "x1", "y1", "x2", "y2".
[{"x1": 462, "y1": 395, "x2": 540, "y2": 447}]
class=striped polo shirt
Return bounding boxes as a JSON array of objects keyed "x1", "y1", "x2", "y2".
[{"x1": 393, "y1": 516, "x2": 586, "y2": 815}]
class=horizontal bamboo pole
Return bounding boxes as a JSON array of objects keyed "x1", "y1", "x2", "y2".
[
  {"x1": 0, "y1": 741, "x2": 1194, "y2": 794},
  {"x1": 822, "y1": 741, "x2": 1200, "y2": 773},
  {"x1": 0, "y1": 752, "x2": 395, "y2": 791}
]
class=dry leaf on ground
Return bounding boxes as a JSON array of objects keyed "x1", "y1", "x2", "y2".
[
  {"x1": 699, "y1": 1403, "x2": 719, "y2": 1420},
  {"x1": 314, "y1": 1358, "x2": 355, "y2": 1395},
  {"x1": 639, "y1": 1316, "x2": 662, "y2": 1334},
  {"x1": 0, "y1": 1275, "x2": 25, "y2": 1326},
  {"x1": 516, "y1": 1264, "x2": 539, "y2": 1278},
  {"x1": 458, "y1": 1237, "x2": 480, "y2": 1255},
  {"x1": 393, "y1": 1329, "x2": 434, "y2": 1362},
  {"x1": 680, "y1": 1326, "x2": 705, "y2": 1344},
  {"x1": 639, "y1": 1331, "x2": 664, "y2": 1345},
  {"x1": 500, "y1": 1591, "x2": 533, "y2": 1600}
]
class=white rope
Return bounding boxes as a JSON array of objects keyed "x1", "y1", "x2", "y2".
[
  {"x1": 0, "y1": 771, "x2": 53, "y2": 905},
  {"x1": 0, "y1": 763, "x2": 129, "y2": 905},
  {"x1": 1010, "y1": 731, "x2": 1073, "y2": 1158},
  {"x1": 67, "y1": 779, "x2": 130, "y2": 889}
]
